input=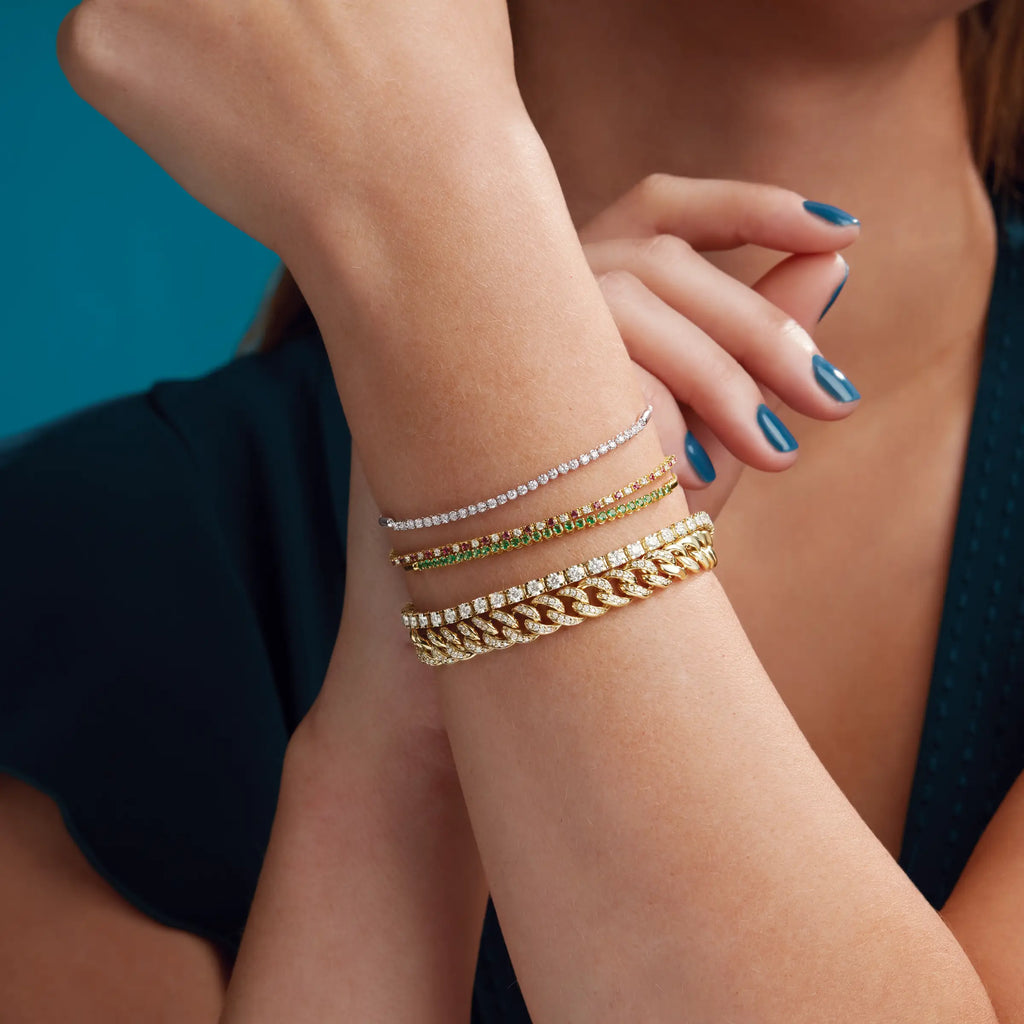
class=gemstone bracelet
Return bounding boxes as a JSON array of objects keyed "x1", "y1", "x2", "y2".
[
  {"x1": 390, "y1": 458, "x2": 677, "y2": 571},
  {"x1": 377, "y1": 405, "x2": 653, "y2": 532}
]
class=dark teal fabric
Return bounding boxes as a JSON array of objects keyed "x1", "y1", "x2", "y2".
[
  {"x1": 898, "y1": 206, "x2": 1024, "y2": 907},
  {"x1": 0, "y1": 206, "x2": 1021, "y2": 1020},
  {"x1": 0, "y1": 338, "x2": 349, "y2": 952}
]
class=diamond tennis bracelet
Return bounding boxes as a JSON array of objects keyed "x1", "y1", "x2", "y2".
[
  {"x1": 390, "y1": 458, "x2": 678, "y2": 571},
  {"x1": 377, "y1": 405, "x2": 654, "y2": 532}
]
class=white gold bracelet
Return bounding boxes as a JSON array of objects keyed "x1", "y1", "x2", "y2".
[{"x1": 378, "y1": 405, "x2": 654, "y2": 532}]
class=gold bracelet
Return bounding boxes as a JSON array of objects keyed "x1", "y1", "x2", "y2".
[
  {"x1": 390, "y1": 457, "x2": 677, "y2": 571},
  {"x1": 402, "y1": 512, "x2": 715, "y2": 666}
]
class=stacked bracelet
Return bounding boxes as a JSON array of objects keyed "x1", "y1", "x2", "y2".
[
  {"x1": 378, "y1": 405, "x2": 653, "y2": 532},
  {"x1": 402, "y1": 512, "x2": 715, "y2": 665},
  {"x1": 390, "y1": 458, "x2": 678, "y2": 571}
]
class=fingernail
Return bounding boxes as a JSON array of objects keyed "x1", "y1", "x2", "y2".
[
  {"x1": 684, "y1": 431, "x2": 716, "y2": 483},
  {"x1": 757, "y1": 404, "x2": 798, "y2": 452},
  {"x1": 803, "y1": 200, "x2": 860, "y2": 227},
  {"x1": 812, "y1": 353, "x2": 861, "y2": 402},
  {"x1": 818, "y1": 259, "x2": 850, "y2": 321}
]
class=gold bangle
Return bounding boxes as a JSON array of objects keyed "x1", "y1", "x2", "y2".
[
  {"x1": 401, "y1": 512, "x2": 715, "y2": 666},
  {"x1": 390, "y1": 457, "x2": 677, "y2": 572}
]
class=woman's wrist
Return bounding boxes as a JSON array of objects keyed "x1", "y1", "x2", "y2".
[
  {"x1": 285, "y1": 111, "x2": 662, "y2": 609},
  {"x1": 284, "y1": 103, "x2": 543, "y2": 296}
]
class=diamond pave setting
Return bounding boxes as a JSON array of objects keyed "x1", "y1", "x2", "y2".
[
  {"x1": 378, "y1": 405, "x2": 654, "y2": 531},
  {"x1": 390, "y1": 460, "x2": 678, "y2": 572},
  {"x1": 404, "y1": 512, "x2": 713, "y2": 633}
]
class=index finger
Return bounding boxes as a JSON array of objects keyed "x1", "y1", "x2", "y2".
[{"x1": 579, "y1": 173, "x2": 861, "y2": 253}]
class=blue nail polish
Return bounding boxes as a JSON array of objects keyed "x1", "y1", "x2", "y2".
[
  {"x1": 757, "y1": 404, "x2": 798, "y2": 452},
  {"x1": 818, "y1": 260, "x2": 850, "y2": 321},
  {"x1": 812, "y1": 353, "x2": 861, "y2": 402},
  {"x1": 803, "y1": 200, "x2": 860, "y2": 228},
  {"x1": 684, "y1": 431, "x2": 716, "y2": 483}
]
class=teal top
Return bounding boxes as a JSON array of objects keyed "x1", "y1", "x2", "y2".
[{"x1": 0, "y1": 204, "x2": 1021, "y2": 1022}]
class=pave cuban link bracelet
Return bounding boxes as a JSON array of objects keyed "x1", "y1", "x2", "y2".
[
  {"x1": 402, "y1": 512, "x2": 716, "y2": 666},
  {"x1": 390, "y1": 457, "x2": 678, "y2": 571},
  {"x1": 378, "y1": 405, "x2": 653, "y2": 532}
]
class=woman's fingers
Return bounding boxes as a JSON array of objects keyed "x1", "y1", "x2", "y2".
[
  {"x1": 600, "y1": 269, "x2": 801, "y2": 474},
  {"x1": 587, "y1": 236, "x2": 858, "y2": 420},
  {"x1": 580, "y1": 174, "x2": 860, "y2": 253}
]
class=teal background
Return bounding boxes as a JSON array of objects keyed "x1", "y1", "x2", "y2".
[{"x1": 0, "y1": 3, "x2": 281, "y2": 437}]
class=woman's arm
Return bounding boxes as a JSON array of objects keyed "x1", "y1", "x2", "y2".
[
  {"x1": 57, "y1": 4, "x2": 1000, "y2": 1020},
  {"x1": 220, "y1": 457, "x2": 485, "y2": 1023},
  {"x1": 292, "y1": 118, "x2": 999, "y2": 1024}
]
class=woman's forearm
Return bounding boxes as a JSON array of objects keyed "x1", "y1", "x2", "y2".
[
  {"x1": 288, "y1": 119, "x2": 995, "y2": 1022},
  {"x1": 221, "y1": 657, "x2": 485, "y2": 1024}
]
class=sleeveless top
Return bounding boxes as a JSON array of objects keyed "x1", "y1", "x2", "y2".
[{"x1": 0, "y1": 203, "x2": 1021, "y2": 1021}]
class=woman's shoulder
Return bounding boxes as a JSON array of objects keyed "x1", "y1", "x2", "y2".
[
  {"x1": 0, "y1": 332, "x2": 350, "y2": 551},
  {"x1": 0, "y1": 334, "x2": 352, "y2": 950},
  {"x1": 0, "y1": 331, "x2": 351, "y2": 709}
]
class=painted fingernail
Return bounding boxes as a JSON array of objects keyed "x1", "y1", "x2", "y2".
[
  {"x1": 803, "y1": 200, "x2": 860, "y2": 227},
  {"x1": 684, "y1": 431, "x2": 716, "y2": 483},
  {"x1": 819, "y1": 259, "x2": 850, "y2": 321},
  {"x1": 812, "y1": 353, "x2": 861, "y2": 402},
  {"x1": 757, "y1": 404, "x2": 798, "y2": 452}
]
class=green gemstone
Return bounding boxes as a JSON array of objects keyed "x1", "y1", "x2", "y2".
[
  {"x1": 553, "y1": 524, "x2": 563, "y2": 535},
  {"x1": 511, "y1": 537, "x2": 520, "y2": 547},
  {"x1": 501, "y1": 540, "x2": 510, "y2": 550},
  {"x1": 533, "y1": 531, "x2": 543, "y2": 542},
  {"x1": 597, "y1": 512, "x2": 607, "y2": 522},
  {"x1": 542, "y1": 528, "x2": 552, "y2": 539},
  {"x1": 564, "y1": 521, "x2": 574, "y2": 532},
  {"x1": 618, "y1": 504, "x2": 627, "y2": 515},
  {"x1": 627, "y1": 501, "x2": 636, "y2": 511},
  {"x1": 586, "y1": 515, "x2": 597, "y2": 526}
]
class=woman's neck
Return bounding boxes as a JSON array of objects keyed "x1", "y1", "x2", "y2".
[{"x1": 511, "y1": 3, "x2": 997, "y2": 404}]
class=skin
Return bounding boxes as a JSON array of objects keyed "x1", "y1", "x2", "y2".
[{"x1": 0, "y1": 0, "x2": 1018, "y2": 1020}]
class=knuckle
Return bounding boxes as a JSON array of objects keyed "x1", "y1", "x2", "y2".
[
  {"x1": 694, "y1": 345, "x2": 755, "y2": 400},
  {"x1": 747, "y1": 184, "x2": 802, "y2": 229},
  {"x1": 632, "y1": 172, "x2": 672, "y2": 205},
  {"x1": 727, "y1": 183, "x2": 800, "y2": 239},
  {"x1": 772, "y1": 314, "x2": 815, "y2": 354},
  {"x1": 596, "y1": 269, "x2": 642, "y2": 300},
  {"x1": 627, "y1": 172, "x2": 688, "y2": 221},
  {"x1": 637, "y1": 232, "x2": 692, "y2": 264}
]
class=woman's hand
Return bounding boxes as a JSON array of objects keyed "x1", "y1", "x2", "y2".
[
  {"x1": 56, "y1": 0, "x2": 521, "y2": 263},
  {"x1": 581, "y1": 174, "x2": 860, "y2": 516}
]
